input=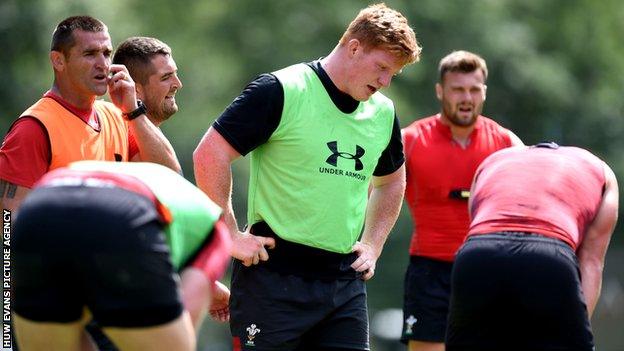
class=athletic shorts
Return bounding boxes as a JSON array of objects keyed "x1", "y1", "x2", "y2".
[
  {"x1": 230, "y1": 260, "x2": 369, "y2": 351},
  {"x1": 13, "y1": 185, "x2": 183, "y2": 327},
  {"x1": 446, "y1": 232, "x2": 594, "y2": 351},
  {"x1": 401, "y1": 256, "x2": 452, "y2": 343}
]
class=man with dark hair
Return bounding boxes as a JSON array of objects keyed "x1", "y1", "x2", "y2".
[
  {"x1": 75, "y1": 36, "x2": 227, "y2": 350},
  {"x1": 446, "y1": 143, "x2": 618, "y2": 350},
  {"x1": 0, "y1": 16, "x2": 180, "y2": 213},
  {"x1": 113, "y1": 37, "x2": 182, "y2": 126},
  {"x1": 400, "y1": 50, "x2": 522, "y2": 351},
  {"x1": 1, "y1": 16, "x2": 181, "y2": 350},
  {"x1": 51, "y1": 15, "x2": 107, "y2": 54},
  {"x1": 194, "y1": 3, "x2": 421, "y2": 350}
]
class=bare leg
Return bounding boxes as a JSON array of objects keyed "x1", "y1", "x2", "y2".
[
  {"x1": 14, "y1": 313, "x2": 86, "y2": 351},
  {"x1": 408, "y1": 340, "x2": 445, "y2": 351},
  {"x1": 103, "y1": 311, "x2": 195, "y2": 351}
]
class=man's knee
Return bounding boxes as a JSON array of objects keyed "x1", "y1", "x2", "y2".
[{"x1": 408, "y1": 340, "x2": 445, "y2": 351}]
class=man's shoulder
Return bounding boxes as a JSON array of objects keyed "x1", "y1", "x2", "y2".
[
  {"x1": 4, "y1": 116, "x2": 47, "y2": 139},
  {"x1": 20, "y1": 96, "x2": 59, "y2": 118},
  {"x1": 272, "y1": 62, "x2": 310, "y2": 79},
  {"x1": 272, "y1": 63, "x2": 316, "y2": 92},
  {"x1": 478, "y1": 115, "x2": 508, "y2": 129},
  {"x1": 403, "y1": 115, "x2": 438, "y2": 132},
  {"x1": 477, "y1": 115, "x2": 515, "y2": 136},
  {"x1": 561, "y1": 146, "x2": 605, "y2": 164},
  {"x1": 401, "y1": 116, "x2": 441, "y2": 150}
]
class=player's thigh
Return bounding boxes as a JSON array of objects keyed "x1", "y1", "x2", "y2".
[
  {"x1": 230, "y1": 263, "x2": 327, "y2": 350},
  {"x1": 402, "y1": 257, "x2": 452, "y2": 343},
  {"x1": 301, "y1": 279, "x2": 369, "y2": 350},
  {"x1": 14, "y1": 312, "x2": 88, "y2": 351},
  {"x1": 102, "y1": 311, "x2": 195, "y2": 351}
]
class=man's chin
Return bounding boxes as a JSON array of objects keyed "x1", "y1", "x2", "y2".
[
  {"x1": 160, "y1": 109, "x2": 178, "y2": 121},
  {"x1": 450, "y1": 116, "x2": 477, "y2": 127},
  {"x1": 355, "y1": 93, "x2": 372, "y2": 102},
  {"x1": 94, "y1": 88, "x2": 108, "y2": 97}
]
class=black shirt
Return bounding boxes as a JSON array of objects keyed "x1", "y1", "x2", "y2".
[{"x1": 213, "y1": 61, "x2": 404, "y2": 176}]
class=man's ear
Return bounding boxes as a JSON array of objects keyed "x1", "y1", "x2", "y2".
[
  {"x1": 347, "y1": 38, "x2": 361, "y2": 58},
  {"x1": 135, "y1": 83, "x2": 145, "y2": 101},
  {"x1": 50, "y1": 51, "x2": 65, "y2": 72},
  {"x1": 435, "y1": 82, "x2": 443, "y2": 101}
]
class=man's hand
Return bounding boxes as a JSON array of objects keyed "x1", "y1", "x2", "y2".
[
  {"x1": 351, "y1": 241, "x2": 379, "y2": 281},
  {"x1": 208, "y1": 281, "x2": 230, "y2": 322},
  {"x1": 232, "y1": 228, "x2": 275, "y2": 266},
  {"x1": 107, "y1": 64, "x2": 138, "y2": 113}
]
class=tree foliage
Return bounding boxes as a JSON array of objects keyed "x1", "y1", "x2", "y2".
[{"x1": 2, "y1": 0, "x2": 623, "y2": 348}]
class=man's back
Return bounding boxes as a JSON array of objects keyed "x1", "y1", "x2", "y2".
[
  {"x1": 469, "y1": 144, "x2": 606, "y2": 249},
  {"x1": 447, "y1": 143, "x2": 618, "y2": 350}
]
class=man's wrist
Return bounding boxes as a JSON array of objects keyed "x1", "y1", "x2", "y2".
[
  {"x1": 361, "y1": 240, "x2": 382, "y2": 258},
  {"x1": 123, "y1": 100, "x2": 147, "y2": 121}
]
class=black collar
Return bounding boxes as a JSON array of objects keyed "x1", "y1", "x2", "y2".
[{"x1": 305, "y1": 60, "x2": 360, "y2": 114}]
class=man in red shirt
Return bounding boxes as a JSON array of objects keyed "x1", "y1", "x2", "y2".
[
  {"x1": 114, "y1": 33, "x2": 232, "y2": 321},
  {"x1": 0, "y1": 16, "x2": 180, "y2": 212},
  {"x1": 113, "y1": 35, "x2": 230, "y2": 327},
  {"x1": 113, "y1": 36, "x2": 183, "y2": 129},
  {"x1": 446, "y1": 143, "x2": 618, "y2": 350},
  {"x1": 401, "y1": 51, "x2": 522, "y2": 351},
  {"x1": 61, "y1": 37, "x2": 227, "y2": 351}
]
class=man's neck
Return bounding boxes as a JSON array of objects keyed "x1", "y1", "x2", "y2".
[
  {"x1": 439, "y1": 113, "x2": 476, "y2": 148},
  {"x1": 320, "y1": 48, "x2": 347, "y2": 94},
  {"x1": 50, "y1": 83, "x2": 96, "y2": 110},
  {"x1": 148, "y1": 114, "x2": 162, "y2": 127}
]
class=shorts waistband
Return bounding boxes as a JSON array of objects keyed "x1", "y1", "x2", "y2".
[
  {"x1": 250, "y1": 221, "x2": 360, "y2": 280},
  {"x1": 468, "y1": 232, "x2": 573, "y2": 250},
  {"x1": 409, "y1": 255, "x2": 453, "y2": 266}
]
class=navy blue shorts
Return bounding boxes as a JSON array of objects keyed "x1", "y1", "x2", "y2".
[
  {"x1": 401, "y1": 256, "x2": 452, "y2": 343},
  {"x1": 230, "y1": 260, "x2": 369, "y2": 351},
  {"x1": 446, "y1": 232, "x2": 594, "y2": 351},
  {"x1": 13, "y1": 185, "x2": 183, "y2": 328}
]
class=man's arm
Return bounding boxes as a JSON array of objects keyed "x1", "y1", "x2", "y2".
[
  {"x1": 179, "y1": 268, "x2": 231, "y2": 329},
  {"x1": 107, "y1": 64, "x2": 181, "y2": 173},
  {"x1": 577, "y1": 163, "x2": 619, "y2": 317},
  {"x1": 179, "y1": 267, "x2": 212, "y2": 329},
  {"x1": 351, "y1": 164, "x2": 406, "y2": 280},
  {"x1": 0, "y1": 117, "x2": 51, "y2": 212},
  {"x1": 193, "y1": 127, "x2": 274, "y2": 266},
  {"x1": 128, "y1": 119, "x2": 181, "y2": 172},
  {"x1": 0, "y1": 180, "x2": 31, "y2": 213}
]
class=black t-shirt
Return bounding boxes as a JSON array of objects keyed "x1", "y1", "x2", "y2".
[{"x1": 213, "y1": 61, "x2": 404, "y2": 176}]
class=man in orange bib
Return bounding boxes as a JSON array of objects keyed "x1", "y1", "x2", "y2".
[{"x1": 0, "y1": 16, "x2": 180, "y2": 212}]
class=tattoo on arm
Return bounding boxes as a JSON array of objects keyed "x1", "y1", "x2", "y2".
[{"x1": 0, "y1": 180, "x2": 17, "y2": 199}]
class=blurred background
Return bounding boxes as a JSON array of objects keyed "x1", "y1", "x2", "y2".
[{"x1": 1, "y1": 0, "x2": 623, "y2": 349}]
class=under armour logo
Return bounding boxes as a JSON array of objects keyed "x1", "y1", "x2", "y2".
[{"x1": 325, "y1": 141, "x2": 365, "y2": 171}]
